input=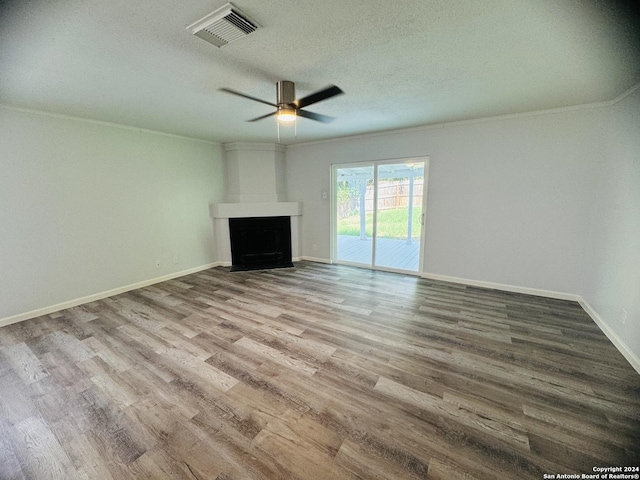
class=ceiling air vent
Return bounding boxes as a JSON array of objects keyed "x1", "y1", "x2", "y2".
[{"x1": 187, "y1": 3, "x2": 260, "y2": 48}]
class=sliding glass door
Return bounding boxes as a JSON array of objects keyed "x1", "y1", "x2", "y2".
[{"x1": 333, "y1": 159, "x2": 426, "y2": 273}]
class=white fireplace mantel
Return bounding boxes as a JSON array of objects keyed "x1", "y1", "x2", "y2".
[
  {"x1": 210, "y1": 202, "x2": 302, "y2": 219},
  {"x1": 210, "y1": 202, "x2": 303, "y2": 266}
]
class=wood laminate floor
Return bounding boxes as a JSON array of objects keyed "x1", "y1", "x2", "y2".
[{"x1": 1, "y1": 262, "x2": 639, "y2": 479}]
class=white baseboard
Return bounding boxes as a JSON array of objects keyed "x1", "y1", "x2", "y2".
[
  {"x1": 578, "y1": 299, "x2": 640, "y2": 375},
  {"x1": 0, "y1": 262, "x2": 221, "y2": 329},
  {"x1": 420, "y1": 272, "x2": 581, "y2": 302}
]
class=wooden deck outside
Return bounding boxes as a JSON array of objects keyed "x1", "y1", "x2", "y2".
[{"x1": 337, "y1": 234, "x2": 420, "y2": 272}]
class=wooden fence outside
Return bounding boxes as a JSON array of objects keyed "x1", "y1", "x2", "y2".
[{"x1": 338, "y1": 179, "x2": 424, "y2": 218}]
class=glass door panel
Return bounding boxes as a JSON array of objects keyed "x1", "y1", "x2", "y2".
[
  {"x1": 373, "y1": 162, "x2": 424, "y2": 272},
  {"x1": 333, "y1": 159, "x2": 426, "y2": 273},
  {"x1": 335, "y1": 165, "x2": 374, "y2": 266}
]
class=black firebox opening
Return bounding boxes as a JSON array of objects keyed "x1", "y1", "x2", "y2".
[{"x1": 228, "y1": 216, "x2": 294, "y2": 272}]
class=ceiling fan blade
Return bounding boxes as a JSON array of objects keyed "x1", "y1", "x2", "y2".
[
  {"x1": 247, "y1": 111, "x2": 277, "y2": 122},
  {"x1": 296, "y1": 109, "x2": 335, "y2": 123},
  {"x1": 219, "y1": 88, "x2": 277, "y2": 107},
  {"x1": 294, "y1": 85, "x2": 344, "y2": 109}
]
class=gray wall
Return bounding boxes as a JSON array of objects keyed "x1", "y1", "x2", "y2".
[
  {"x1": 583, "y1": 88, "x2": 640, "y2": 360},
  {"x1": 0, "y1": 107, "x2": 225, "y2": 321},
  {"x1": 286, "y1": 107, "x2": 604, "y2": 293}
]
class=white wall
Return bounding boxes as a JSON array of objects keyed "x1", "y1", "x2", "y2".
[
  {"x1": 223, "y1": 143, "x2": 287, "y2": 203},
  {"x1": 286, "y1": 107, "x2": 604, "y2": 293},
  {"x1": 0, "y1": 107, "x2": 225, "y2": 322},
  {"x1": 583, "y1": 88, "x2": 640, "y2": 360}
]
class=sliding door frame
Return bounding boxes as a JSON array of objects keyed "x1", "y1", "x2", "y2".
[{"x1": 330, "y1": 156, "x2": 429, "y2": 276}]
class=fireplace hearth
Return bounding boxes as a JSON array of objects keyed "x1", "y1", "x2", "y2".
[{"x1": 228, "y1": 216, "x2": 294, "y2": 272}]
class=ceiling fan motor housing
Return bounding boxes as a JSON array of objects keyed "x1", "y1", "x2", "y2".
[{"x1": 277, "y1": 81, "x2": 295, "y2": 106}]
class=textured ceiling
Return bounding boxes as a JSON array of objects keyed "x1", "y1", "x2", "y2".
[{"x1": 1, "y1": 0, "x2": 639, "y2": 145}]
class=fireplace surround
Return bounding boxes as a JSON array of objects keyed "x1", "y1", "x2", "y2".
[{"x1": 209, "y1": 143, "x2": 303, "y2": 268}]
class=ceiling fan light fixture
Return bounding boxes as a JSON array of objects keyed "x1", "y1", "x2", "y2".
[{"x1": 277, "y1": 107, "x2": 296, "y2": 123}]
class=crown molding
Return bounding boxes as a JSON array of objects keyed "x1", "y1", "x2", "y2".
[
  {"x1": 0, "y1": 104, "x2": 221, "y2": 145},
  {"x1": 223, "y1": 142, "x2": 286, "y2": 152},
  {"x1": 288, "y1": 82, "x2": 640, "y2": 149}
]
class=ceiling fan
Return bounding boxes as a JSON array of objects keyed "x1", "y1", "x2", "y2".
[{"x1": 219, "y1": 80, "x2": 343, "y2": 123}]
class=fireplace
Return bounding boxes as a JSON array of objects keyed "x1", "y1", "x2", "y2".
[
  {"x1": 228, "y1": 216, "x2": 294, "y2": 272},
  {"x1": 209, "y1": 143, "x2": 302, "y2": 267}
]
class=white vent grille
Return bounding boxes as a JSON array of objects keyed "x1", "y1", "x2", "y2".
[{"x1": 187, "y1": 3, "x2": 259, "y2": 48}]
